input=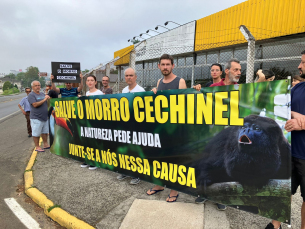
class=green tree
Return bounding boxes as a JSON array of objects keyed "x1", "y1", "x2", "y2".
[
  {"x1": 16, "y1": 72, "x2": 25, "y2": 81},
  {"x1": 24, "y1": 66, "x2": 39, "y2": 87},
  {"x1": 14, "y1": 84, "x2": 18, "y2": 89},
  {"x1": 3, "y1": 81, "x2": 12, "y2": 91},
  {"x1": 5, "y1": 73, "x2": 16, "y2": 79},
  {"x1": 39, "y1": 77, "x2": 46, "y2": 88}
]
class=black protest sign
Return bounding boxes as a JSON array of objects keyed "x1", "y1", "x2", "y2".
[{"x1": 51, "y1": 62, "x2": 81, "y2": 83}]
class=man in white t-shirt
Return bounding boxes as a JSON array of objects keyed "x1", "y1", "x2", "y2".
[
  {"x1": 117, "y1": 67, "x2": 145, "y2": 184},
  {"x1": 122, "y1": 68, "x2": 145, "y2": 93}
]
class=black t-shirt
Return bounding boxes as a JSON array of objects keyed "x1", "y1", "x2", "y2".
[
  {"x1": 205, "y1": 81, "x2": 213, "y2": 87},
  {"x1": 291, "y1": 81, "x2": 305, "y2": 159},
  {"x1": 48, "y1": 90, "x2": 59, "y2": 98}
]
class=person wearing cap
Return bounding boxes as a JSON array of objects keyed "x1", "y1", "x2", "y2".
[{"x1": 45, "y1": 81, "x2": 58, "y2": 98}]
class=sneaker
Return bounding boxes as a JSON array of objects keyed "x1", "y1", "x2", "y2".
[
  {"x1": 81, "y1": 163, "x2": 89, "y2": 168},
  {"x1": 117, "y1": 174, "x2": 128, "y2": 180},
  {"x1": 216, "y1": 203, "x2": 227, "y2": 211},
  {"x1": 195, "y1": 197, "x2": 207, "y2": 204},
  {"x1": 265, "y1": 223, "x2": 282, "y2": 229},
  {"x1": 130, "y1": 178, "x2": 141, "y2": 185},
  {"x1": 88, "y1": 165, "x2": 97, "y2": 170}
]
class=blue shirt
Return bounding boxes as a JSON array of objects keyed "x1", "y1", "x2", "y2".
[
  {"x1": 59, "y1": 87, "x2": 78, "y2": 97},
  {"x1": 19, "y1": 96, "x2": 31, "y2": 112},
  {"x1": 291, "y1": 81, "x2": 305, "y2": 159}
]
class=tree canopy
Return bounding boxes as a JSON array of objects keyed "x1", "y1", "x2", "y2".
[
  {"x1": 5, "y1": 73, "x2": 16, "y2": 79},
  {"x1": 16, "y1": 66, "x2": 40, "y2": 88}
]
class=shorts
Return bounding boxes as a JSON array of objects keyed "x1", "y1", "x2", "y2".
[
  {"x1": 291, "y1": 156, "x2": 305, "y2": 202},
  {"x1": 30, "y1": 119, "x2": 49, "y2": 137}
]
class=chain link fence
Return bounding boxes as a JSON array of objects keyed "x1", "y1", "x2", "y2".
[
  {"x1": 85, "y1": 27, "x2": 304, "y2": 94},
  {"x1": 111, "y1": 28, "x2": 304, "y2": 93}
]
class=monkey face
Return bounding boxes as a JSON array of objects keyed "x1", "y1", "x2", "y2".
[{"x1": 238, "y1": 122, "x2": 264, "y2": 146}]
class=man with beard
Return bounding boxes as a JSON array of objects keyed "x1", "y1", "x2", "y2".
[
  {"x1": 101, "y1": 75, "x2": 113, "y2": 94},
  {"x1": 266, "y1": 51, "x2": 305, "y2": 229},
  {"x1": 147, "y1": 54, "x2": 185, "y2": 202},
  {"x1": 210, "y1": 58, "x2": 241, "y2": 87},
  {"x1": 147, "y1": 54, "x2": 201, "y2": 202}
]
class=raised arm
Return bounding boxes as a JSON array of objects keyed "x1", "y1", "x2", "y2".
[
  {"x1": 77, "y1": 73, "x2": 83, "y2": 93},
  {"x1": 50, "y1": 75, "x2": 60, "y2": 93}
]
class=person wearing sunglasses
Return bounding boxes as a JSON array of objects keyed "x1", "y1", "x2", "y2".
[{"x1": 18, "y1": 87, "x2": 32, "y2": 137}]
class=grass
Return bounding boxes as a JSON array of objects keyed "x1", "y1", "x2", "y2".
[
  {"x1": 24, "y1": 169, "x2": 33, "y2": 172},
  {"x1": 47, "y1": 204, "x2": 61, "y2": 212},
  {"x1": 2, "y1": 88, "x2": 20, "y2": 95}
]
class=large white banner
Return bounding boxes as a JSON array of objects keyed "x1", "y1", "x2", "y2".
[{"x1": 135, "y1": 21, "x2": 196, "y2": 61}]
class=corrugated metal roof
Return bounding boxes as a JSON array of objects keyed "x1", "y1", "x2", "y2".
[
  {"x1": 114, "y1": 45, "x2": 134, "y2": 66},
  {"x1": 195, "y1": 0, "x2": 305, "y2": 51}
]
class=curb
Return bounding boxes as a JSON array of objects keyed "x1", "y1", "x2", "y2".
[{"x1": 24, "y1": 140, "x2": 95, "y2": 229}]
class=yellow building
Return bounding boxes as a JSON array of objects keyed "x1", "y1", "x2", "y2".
[{"x1": 113, "y1": 0, "x2": 305, "y2": 89}]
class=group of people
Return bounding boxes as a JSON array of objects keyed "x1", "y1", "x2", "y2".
[{"x1": 18, "y1": 52, "x2": 305, "y2": 228}]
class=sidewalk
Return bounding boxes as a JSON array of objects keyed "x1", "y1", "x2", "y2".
[{"x1": 31, "y1": 150, "x2": 300, "y2": 229}]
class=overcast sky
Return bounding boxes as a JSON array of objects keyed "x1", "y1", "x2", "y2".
[{"x1": 0, "y1": 0, "x2": 245, "y2": 74}]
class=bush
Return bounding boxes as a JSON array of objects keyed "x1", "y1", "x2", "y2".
[
  {"x1": 3, "y1": 81, "x2": 12, "y2": 91},
  {"x1": 2, "y1": 87, "x2": 20, "y2": 95}
]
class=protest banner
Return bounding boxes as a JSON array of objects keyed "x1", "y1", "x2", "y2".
[
  {"x1": 49, "y1": 80, "x2": 291, "y2": 222},
  {"x1": 51, "y1": 62, "x2": 81, "y2": 83}
]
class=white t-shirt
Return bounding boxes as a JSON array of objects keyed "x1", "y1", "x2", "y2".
[
  {"x1": 86, "y1": 89, "x2": 104, "y2": 96},
  {"x1": 122, "y1": 84, "x2": 145, "y2": 93}
]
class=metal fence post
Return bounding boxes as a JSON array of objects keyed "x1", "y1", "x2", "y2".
[
  {"x1": 129, "y1": 49, "x2": 136, "y2": 69},
  {"x1": 118, "y1": 66, "x2": 121, "y2": 94},
  {"x1": 191, "y1": 53, "x2": 197, "y2": 87},
  {"x1": 106, "y1": 63, "x2": 110, "y2": 77},
  {"x1": 239, "y1": 25, "x2": 255, "y2": 83}
]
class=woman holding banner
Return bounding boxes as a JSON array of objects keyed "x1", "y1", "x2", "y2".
[
  {"x1": 85, "y1": 75, "x2": 104, "y2": 96},
  {"x1": 81, "y1": 75, "x2": 104, "y2": 170},
  {"x1": 205, "y1": 63, "x2": 223, "y2": 87}
]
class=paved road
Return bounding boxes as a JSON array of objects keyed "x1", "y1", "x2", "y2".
[
  {"x1": 0, "y1": 106, "x2": 62, "y2": 228},
  {"x1": 0, "y1": 93, "x2": 24, "y2": 120}
]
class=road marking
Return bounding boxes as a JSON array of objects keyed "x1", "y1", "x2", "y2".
[
  {"x1": 4, "y1": 198, "x2": 41, "y2": 229},
  {"x1": 0, "y1": 110, "x2": 20, "y2": 122}
]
